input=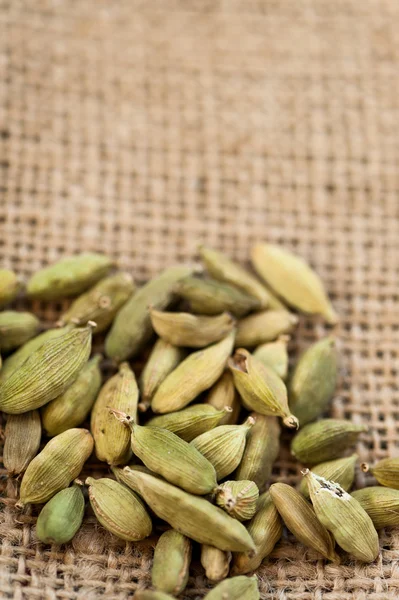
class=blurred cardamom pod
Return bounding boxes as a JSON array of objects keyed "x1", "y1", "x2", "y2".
[
  {"x1": 152, "y1": 530, "x2": 192, "y2": 596},
  {"x1": 236, "y1": 310, "x2": 298, "y2": 348},
  {"x1": 253, "y1": 335, "x2": 290, "y2": 381},
  {"x1": 0, "y1": 311, "x2": 40, "y2": 352}
]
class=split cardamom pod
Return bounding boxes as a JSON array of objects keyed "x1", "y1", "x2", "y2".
[
  {"x1": 3, "y1": 410, "x2": 42, "y2": 475},
  {"x1": 235, "y1": 310, "x2": 298, "y2": 348},
  {"x1": 36, "y1": 484, "x2": 85, "y2": 544},
  {"x1": 151, "y1": 530, "x2": 192, "y2": 596},
  {"x1": 299, "y1": 454, "x2": 358, "y2": 499},
  {"x1": 0, "y1": 311, "x2": 40, "y2": 352}
]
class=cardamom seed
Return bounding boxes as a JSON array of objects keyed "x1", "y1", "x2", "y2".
[
  {"x1": 203, "y1": 575, "x2": 259, "y2": 600},
  {"x1": 36, "y1": 484, "x2": 85, "y2": 544},
  {"x1": 152, "y1": 530, "x2": 192, "y2": 595},
  {"x1": 352, "y1": 486, "x2": 399, "y2": 530},
  {"x1": 253, "y1": 335, "x2": 290, "y2": 381},
  {"x1": 236, "y1": 310, "x2": 298, "y2": 348},
  {"x1": 0, "y1": 311, "x2": 40, "y2": 352},
  {"x1": 146, "y1": 404, "x2": 228, "y2": 442},
  {"x1": 200, "y1": 545, "x2": 231, "y2": 582},
  {"x1": 299, "y1": 454, "x2": 358, "y2": 499},
  {"x1": 205, "y1": 370, "x2": 241, "y2": 425},
  {"x1": 0, "y1": 269, "x2": 21, "y2": 307},
  {"x1": 361, "y1": 457, "x2": 399, "y2": 489},
  {"x1": 3, "y1": 410, "x2": 42, "y2": 475},
  {"x1": 216, "y1": 480, "x2": 259, "y2": 521}
]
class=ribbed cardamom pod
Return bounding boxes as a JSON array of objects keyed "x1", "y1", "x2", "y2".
[
  {"x1": 36, "y1": 484, "x2": 85, "y2": 544},
  {"x1": 229, "y1": 349, "x2": 298, "y2": 429},
  {"x1": 253, "y1": 336, "x2": 290, "y2": 381},
  {"x1": 146, "y1": 404, "x2": 228, "y2": 442},
  {"x1": 86, "y1": 477, "x2": 152, "y2": 541},
  {"x1": 58, "y1": 272, "x2": 135, "y2": 332},
  {"x1": 190, "y1": 416, "x2": 255, "y2": 480},
  {"x1": 139, "y1": 339, "x2": 186, "y2": 411},
  {"x1": 304, "y1": 470, "x2": 379, "y2": 562},
  {"x1": 151, "y1": 530, "x2": 192, "y2": 595},
  {"x1": 291, "y1": 419, "x2": 367, "y2": 464},
  {"x1": 251, "y1": 243, "x2": 338, "y2": 324},
  {"x1": 150, "y1": 307, "x2": 235, "y2": 348},
  {"x1": 151, "y1": 331, "x2": 235, "y2": 414},
  {"x1": 175, "y1": 276, "x2": 261, "y2": 317},
  {"x1": 231, "y1": 491, "x2": 282, "y2": 575},
  {"x1": 362, "y1": 457, "x2": 399, "y2": 489},
  {"x1": 235, "y1": 310, "x2": 298, "y2": 348},
  {"x1": 269, "y1": 483, "x2": 339, "y2": 561},
  {"x1": 0, "y1": 269, "x2": 21, "y2": 307},
  {"x1": 133, "y1": 592, "x2": 174, "y2": 600},
  {"x1": 288, "y1": 337, "x2": 338, "y2": 425},
  {"x1": 42, "y1": 355, "x2": 102, "y2": 436},
  {"x1": 235, "y1": 414, "x2": 280, "y2": 492},
  {"x1": 216, "y1": 480, "x2": 259, "y2": 521},
  {"x1": 105, "y1": 265, "x2": 193, "y2": 361},
  {"x1": 0, "y1": 324, "x2": 93, "y2": 414},
  {"x1": 27, "y1": 253, "x2": 113, "y2": 300},
  {"x1": 91, "y1": 362, "x2": 138, "y2": 465},
  {"x1": 299, "y1": 454, "x2": 358, "y2": 499},
  {"x1": 3, "y1": 410, "x2": 42, "y2": 475},
  {"x1": 352, "y1": 486, "x2": 399, "y2": 529},
  {"x1": 206, "y1": 370, "x2": 241, "y2": 425},
  {"x1": 0, "y1": 311, "x2": 40, "y2": 352},
  {"x1": 113, "y1": 466, "x2": 255, "y2": 552},
  {"x1": 203, "y1": 575, "x2": 260, "y2": 600},
  {"x1": 19, "y1": 428, "x2": 93, "y2": 505},
  {"x1": 200, "y1": 545, "x2": 232, "y2": 582}
]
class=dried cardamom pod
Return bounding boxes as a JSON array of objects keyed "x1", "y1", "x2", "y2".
[
  {"x1": 3, "y1": 410, "x2": 42, "y2": 475},
  {"x1": 235, "y1": 414, "x2": 280, "y2": 492},
  {"x1": 299, "y1": 454, "x2": 358, "y2": 499},
  {"x1": 190, "y1": 416, "x2": 255, "y2": 480},
  {"x1": 216, "y1": 480, "x2": 259, "y2": 521},
  {"x1": 146, "y1": 404, "x2": 228, "y2": 442},
  {"x1": 139, "y1": 339, "x2": 186, "y2": 411},
  {"x1": 91, "y1": 362, "x2": 138, "y2": 465},
  {"x1": 113, "y1": 466, "x2": 255, "y2": 552},
  {"x1": 229, "y1": 349, "x2": 298, "y2": 429},
  {"x1": 19, "y1": 428, "x2": 93, "y2": 506},
  {"x1": 235, "y1": 310, "x2": 298, "y2": 348},
  {"x1": 152, "y1": 530, "x2": 192, "y2": 595},
  {"x1": 206, "y1": 370, "x2": 241, "y2": 425},
  {"x1": 58, "y1": 272, "x2": 135, "y2": 332},
  {"x1": 36, "y1": 484, "x2": 85, "y2": 544},
  {"x1": 0, "y1": 269, "x2": 21, "y2": 307},
  {"x1": 253, "y1": 336, "x2": 290, "y2": 381},
  {"x1": 0, "y1": 311, "x2": 40, "y2": 352},
  {"x1": 105, "y1": 265, "x2": 193, "y2": 361},
  {"x1": 27, "y1": 253, "x2": 113, "y2": 300},
  {"x1": 288, "y1": 337, "x2": 338, "y2": 425},
  {"x1": 151, "y1": 331, "x2": 235, "y2": 414},
  {"x1": 42, "y1": 355, "x2": 102, "y2": 436},
  {"x1": 231, "y1": 492, "x2": 282, "y2": 575},
  {"x1": 203, "y1": 575, "x2": 259, "y2": 600},
  {"x1": 291, "y1": 419, "x2": 367, "y2": 464},
  {"x1": 251, "y1": 243, "x2": 338, "y2": 324},
  {"x1": 362, "y1": 457, "x2": 399, "y2": 489},
  {"x1": 0, "y1": 324, "x2": 93, "y2": 414},
  {"x1": 269, "y1": 483, "x2": 339, "y2": 561},
  {"x1": 175, "y1": 276, "x2": 261, "y2": 317},
  {"x1": 200, "y1": 545, "x2": 231, "y2": 582},
  {"x1": 134, "y1": 592, "x2": 174, "y2": 600},
  {"x1": 86, "y1": 477, "x2": 152, "y2": 541},
  {"x1": 304, "y1": 470, "x2": 379, "y2": 562},
  {"x1": 352, "y1": 486, "x2": 399, "y2": 530},
  {"x1": 149, "y1": 308, "x2": 235, "y2": 348}
]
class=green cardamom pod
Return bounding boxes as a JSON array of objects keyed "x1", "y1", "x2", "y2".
[
  {"x1": 299, "y1": 454, "x2": 358, "y2": 498},
  {"x1": 362, "y1": 457, "x2": 399, "y2": 489},
  {"x1": 216, "y1": 480, "x2": 259, "y2": 521},
  {"x1": 253, "y1": 335, "x2": 290, "y2": 381},
  {"x1": 236, "y1": 310, "x2": 298, "y2": 348},
  {"x1": 200, "y1": 545, "x2": 231, "y2": 582},
  {"x1": 0, "y1": 311, "x2": 40, "y2": 352},
  {"x1": 352, "y1": 486, "x2": 399, "y2": 530},
  {"x1": 151, "y1": 530, "x2": 192, "y2": 596},
  {"x1": 36, "y1": 484, "x2": 85, "y2": 544},
  {"x1": 133, "y1": 592, "x2": 175, "y2": 600},
  {"x1": 3, "y1": 410, "x2": 42, "y2": 475},
  {"x1": 146, "y1": 404, "x2": 228, "y2": 442},
  {"x1": 203, "y1": 575, "x2": 260, "y2": 600},
  {"x1": 205, "y1": 370, "x2": 241, "y2": 425},
  {"x1": 0, "y1": 269, "x2": 22, "y2": 307}
]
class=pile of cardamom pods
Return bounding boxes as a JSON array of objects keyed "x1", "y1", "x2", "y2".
[{"x1": 0, "y1": 245, "x2": 397, "y2": 600}]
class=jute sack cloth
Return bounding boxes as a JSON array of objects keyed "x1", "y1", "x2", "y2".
[{"x1": 1, "y1": 0, "x2": 399, "y2": 598}]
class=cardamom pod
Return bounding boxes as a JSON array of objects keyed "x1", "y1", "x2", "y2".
[
  {"x1": 0, "y1": 324, "x2": 93, "y2": 414},
  {"x1": 86, "y1": 477, "x2": 152, "y2": 541},
  {"x1": 36, "y1": 484, "x2": 85, "y2": 544},
  {"x1": 27, "y1": 253, "x2": 113, "y2": 300},
  {"x1": 216, "y1": 480, "x2": 259, "y2": 521},
  {"x1": 289, "y1": 337, "x2": 338, "y2": 425},
  {"x1": 203, "y1": 575, "x2": 259, "y2": 600},
  {"x1": 253, "y1": 336, "x2": 290, "y2": 381},
  {"x1": 235, "y1": 414, "x2": 280, "y2": 492},
  {"x1": 0, "y1": 311, "x2": 40, "y2": 352},
  {"x1": 251, "y1": 243, "x2": 338, "y2": 324},
  {"x1": 200, "y1": 545, "x2": 231, "y2": 582},
  {"x1": 19, "y1": 428, "x2": 93, "y2": 505},
  {"x1": 362, "y1": 457, "x2": 399, "y2": 489},
  {"x1": 3, "y1": 410, "x2": 42, "y2": 475},
  {"x1": 269, "y1": 483, "x2": 339, "y2": 561},
  {"x1": 229, "y1": 349, "x2": 298, "y2": 429},
  {"x1": 352, "y1": 486, "x2": 399, "y2": 530},
  {"x1": 151, "y1": 331, "x2": 235, "y2": 414},
  {"x1": 139, "y1": 339, "x2": 186, "y2": 411},
  {"x1": 113, "y1": 466, "x2": 255, "y2": 552},
  {"x1": 59, "y1": 272, "x2": 135, "y2": 332},
  {"x1": 299, "y1": 454, "x2": 358, "y2": 499},
  {"x1": 175, "y1": 276, "x2": 261, "y2": 317},
  {"x1": 231, "y1": 491, "x2": 282, "y2": 575},
  {"x1": 134, "y1": 592, "x2": 174, "y2": 600},
  {"x1": 236, "y1": 310, "x2": 298, "y2": 348},
  {"x1": 149, "y1": 308, "x2": 235, "y2": 348},
  {"x1": 42, "y1": 355, "x2": 102, "y2": 436},
  {"x1": 146, "y1": 404, "x2": 228, "y2": 442},
  {"x1": 91, "y1": 362, "x2": 138, "y2": 465},
  {"x1": 152, "y1": 530, "x2": 192, "y2": 595},
  {"x1": 0, "y1": 269, "x2": 21, "y2": 307},
  {"x1": 291, "y1": 419, "x2": 367, "y2": 464},
  {"x1": 105, "y1": 265, "x2": 193, "y2": 361},
  {"x1": 206, "y1": 370, "x2": 241, "y2": 425},
  {"x1": 190, "y1": 416, "x2": 254, "y2": 480}
]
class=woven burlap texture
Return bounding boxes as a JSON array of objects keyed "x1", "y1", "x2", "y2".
[{"x1": 1, "y1": 0, "x2": 399, "y2": 598}]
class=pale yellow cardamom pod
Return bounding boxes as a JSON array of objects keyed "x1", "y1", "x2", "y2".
[
  {"x1": 200, "y1": 545, "x2": 232, "y2": 582},
  {"x1": 352, "y1": 486, "x2": 399, "y2": 530},
  {"x1": 0, "y1": 269, "x2": 22, "y2": 307},
  {"x1": 253, "y1": 335, "x2": 290, "y2": 381},
  {"x1": 361, "y1": 457, "x2": 399, "y2": 489},
  {"x1": 205, "y1": 370, "x2": 241, "y2": 425},
  {"x1": 235, "y1": 310, "x2": 298, "y2": 348}
]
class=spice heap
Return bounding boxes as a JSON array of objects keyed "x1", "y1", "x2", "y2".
[{"x1": 0, "y1": 245, "x2": 397, "y2": 600}]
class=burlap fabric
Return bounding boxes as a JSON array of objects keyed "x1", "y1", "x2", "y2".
[{"x1": 1, "y1": 0, "x2": 399, "y2": 598}]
